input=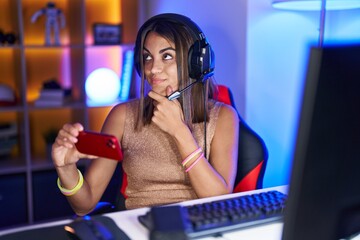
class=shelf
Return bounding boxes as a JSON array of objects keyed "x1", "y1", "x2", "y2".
[
  {"x1": 28, "y1": 101, "x2": 85, "y2": 110},
  {"x1": 0, "y1": 0, "x2": 138, "y2": 229},
  {"x1": 23, "y1": 44, "x2": 85, "y2": 49},
  {"x1": 0, "y1": 106, "x2": 25, "y2": 112},
  {"x1": 30, "y1": 158, "x2": 57, "y2": 171},
  {"x1": 0, "y1": 45, "x2": 22, "y2": 49},
  {"x1": 31, "y1": 158, "x2": 89, "y2": 172},
  {"x1": 0, "y1": 159, "x2": 27, "y2": 175}
]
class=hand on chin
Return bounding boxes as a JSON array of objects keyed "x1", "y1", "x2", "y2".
[
  {"x1": 150, "y1": 85, "x2": 175, "y2": 98},
  {"x1": 151, "y1": 88, "x2": 166, "y2": 96},
  {"x1": 151, "y1": 86, "x2": 172, "y2": 97}
]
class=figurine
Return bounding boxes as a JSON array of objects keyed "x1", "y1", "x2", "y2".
[{"x1": 31, "y1": 2, "x2": 65, "y2": 45}]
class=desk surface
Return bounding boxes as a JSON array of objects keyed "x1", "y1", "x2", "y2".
[{"x1": 0, "y1": 185, "x2": 288, "y2": 239}]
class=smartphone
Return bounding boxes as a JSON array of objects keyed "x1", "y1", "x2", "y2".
[{"x1": 75, "y1": 130, "x2": 123, "y2": 161}]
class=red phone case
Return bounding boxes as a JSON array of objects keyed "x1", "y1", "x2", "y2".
[{"x1": 75, "y1": 131, "x2": 123, "y2": 161}]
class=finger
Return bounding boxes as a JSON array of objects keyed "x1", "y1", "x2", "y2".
[
  {"x1": 69, "y1": 123, "x2": 84, "y2": 137},
  {"x1": 62, "y1": 123, "x2": 83, "y2": 136},
  {"x1": 166, "y1": 85, "x2": 174, "y2": 96},
  {"x1": 55, "y1": 136, "x2": 74, "y2": 148},
  {"x1": 59, "y1": 129, "x2": 78, "y2": 143},
  {"x1": 73, "y1": 122, "x2": 84, "y2": 132},
  {"x1": 80, "y1": 153, "x2": 98, "y2": 159},
  {"x1": 153, "y1": 99, "x2": 159, "y2": 108},
  {"x1": 148, "y1": 90, "x2": 166, "y2": 102}
]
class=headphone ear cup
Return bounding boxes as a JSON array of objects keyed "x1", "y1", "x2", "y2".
[
  {"x1": 203, "y1": 44, "x2": 215, "y2": 80},
  {"x1": 188, "y1": 40, "x2": 215, "y2": 81},
  {"x1": 188, "y1": 40, "x2": 202, "y2": 80}
]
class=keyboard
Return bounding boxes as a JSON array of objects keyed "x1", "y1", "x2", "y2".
[{"x1": 138, "y1": 190, "x2": 287, "y2": 239}]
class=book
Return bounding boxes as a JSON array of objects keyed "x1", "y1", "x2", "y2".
[
  {"x1": 39, "y1": 89, "x2": 64, "y2": 99},
  {"x1": 34, "y1": 88, "x2": 72, "y2": 106},
  {"x1": 34, "y1": 96, "x2": 72, "y2": 106},
  {"x1": 39, "y1": 88, "x2": 72, "y2": 98}
]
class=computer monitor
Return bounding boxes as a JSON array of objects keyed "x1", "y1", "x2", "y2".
[{"x1": 282, "y1": 44, "x2": 360, "y2": 240}]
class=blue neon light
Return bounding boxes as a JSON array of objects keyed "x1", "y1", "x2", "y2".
[{"x1": 119, "y1": 50, "x2": 134, "y2": 101}]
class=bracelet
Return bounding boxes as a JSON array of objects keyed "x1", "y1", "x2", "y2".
[
  {"x1": 185, "y1": 152, "x2": 204, "y2": 173},
  {"x1": 57, "y1": 169, "x2": 84, "y2": 196},
  {"x1": 182, "y1": 147, "x2": 202, "y2": 167}
]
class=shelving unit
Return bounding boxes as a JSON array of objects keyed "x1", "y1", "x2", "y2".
[{"x1": 0, "y1": 0, "x2": 138, "y2": 229}]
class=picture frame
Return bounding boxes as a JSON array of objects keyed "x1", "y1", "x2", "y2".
[{"x1": 93, "y1": 23, "x2": 122, "y2": 45}]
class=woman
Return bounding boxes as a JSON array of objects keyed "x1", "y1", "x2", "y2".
[{"x1": 52, "y1": 13, "x2": 239, "y2": 216}]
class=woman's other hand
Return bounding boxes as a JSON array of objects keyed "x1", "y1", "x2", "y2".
[{"x1": 51, "y1": 123, "x2": 96, "y2": 168}]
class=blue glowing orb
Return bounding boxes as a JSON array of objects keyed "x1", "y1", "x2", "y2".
[{"x1": 85, "y1": 68, "x2": 120, "y2": 105}]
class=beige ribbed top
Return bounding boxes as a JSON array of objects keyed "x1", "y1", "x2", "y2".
[{"x1": 121, "y1": 99, "x2": 222, "y2": 209}]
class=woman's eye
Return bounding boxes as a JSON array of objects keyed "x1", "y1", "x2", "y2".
[
  {"x1": 163, "y1": 53, "x2": 173, "y2": 60},
  {"x1": 143, "y1": 54, "x2": 152, "y2": 61}
]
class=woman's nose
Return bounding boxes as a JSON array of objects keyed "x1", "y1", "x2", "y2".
[{"x1": 150, "y1": 59, "x2": 163, "y2": 74}]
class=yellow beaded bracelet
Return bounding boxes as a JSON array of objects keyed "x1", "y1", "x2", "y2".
[{"x1": 57, "y1": 169, "x2": 84, "y2": 196}]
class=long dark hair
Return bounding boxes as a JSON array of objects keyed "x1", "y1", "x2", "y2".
[{"x1": 133, "y1": 14, "x2": 217, "y2": 131}]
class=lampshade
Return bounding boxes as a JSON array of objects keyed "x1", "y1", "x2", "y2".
[{"x1": 272, "y1": 0, "x2": 360, "y2": 10}]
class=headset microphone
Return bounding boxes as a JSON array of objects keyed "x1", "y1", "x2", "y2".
[
  {"x1": 167, "y1": 80, "x2": 200, "y2": 101},
  {"x1": 167, "y1": 63, "x2": 214, "y2": 101}
]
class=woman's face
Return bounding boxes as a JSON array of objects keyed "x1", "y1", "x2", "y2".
[{"x1": 143, "y1": 31, "x2": 179, "y2": 96}]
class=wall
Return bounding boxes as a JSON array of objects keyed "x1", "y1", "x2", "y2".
[
  {"x1": 247, "y1": 2, "x2": 319, "y2": 187},
  {"x1": 247, "y1": 2, "x2": 360, "y2": 187},
  {"x1": 138, "y1": 0, "x2": 360, "y2": 188}
]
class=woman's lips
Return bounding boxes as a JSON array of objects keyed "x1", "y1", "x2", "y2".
[{"x1": 151, "y1": 78, "x2": 165, "y2": 85}]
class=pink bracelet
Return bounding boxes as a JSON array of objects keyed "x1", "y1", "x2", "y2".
[
  {"x1": 182, "y1": 147, "x2": 202, "y2": 167},
  {"x1": 185, "y1": 152, "x2": 204, "y2": 172}
]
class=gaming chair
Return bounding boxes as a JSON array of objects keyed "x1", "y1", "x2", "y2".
[{"x1": 215, "y1": 85, "x2": 268, "y2": 192}]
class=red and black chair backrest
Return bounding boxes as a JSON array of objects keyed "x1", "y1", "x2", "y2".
[{"x1": 215, "y1": 85, "x2": 268, "y2": 192}]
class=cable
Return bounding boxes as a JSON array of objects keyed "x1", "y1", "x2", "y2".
[{"x1": 203, "y1": 83, "x2": 207, "y2": 159}]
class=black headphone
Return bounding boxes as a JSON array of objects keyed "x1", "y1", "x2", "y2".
[{"x1": 134, "y1": 13, "x2": 215, "y2": 82}]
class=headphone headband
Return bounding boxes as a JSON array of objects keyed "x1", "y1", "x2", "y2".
[{"x1": 146, "y1": 13, "x2": 207, "y2": 43}]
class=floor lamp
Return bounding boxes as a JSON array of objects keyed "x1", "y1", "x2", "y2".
[{"x1": 272, "y1": 0, "x2": 360, "y2": 47}]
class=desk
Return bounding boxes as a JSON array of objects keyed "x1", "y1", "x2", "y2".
[{"x1": 0, "y1": 185, "x2": 287, "y2": 240}]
